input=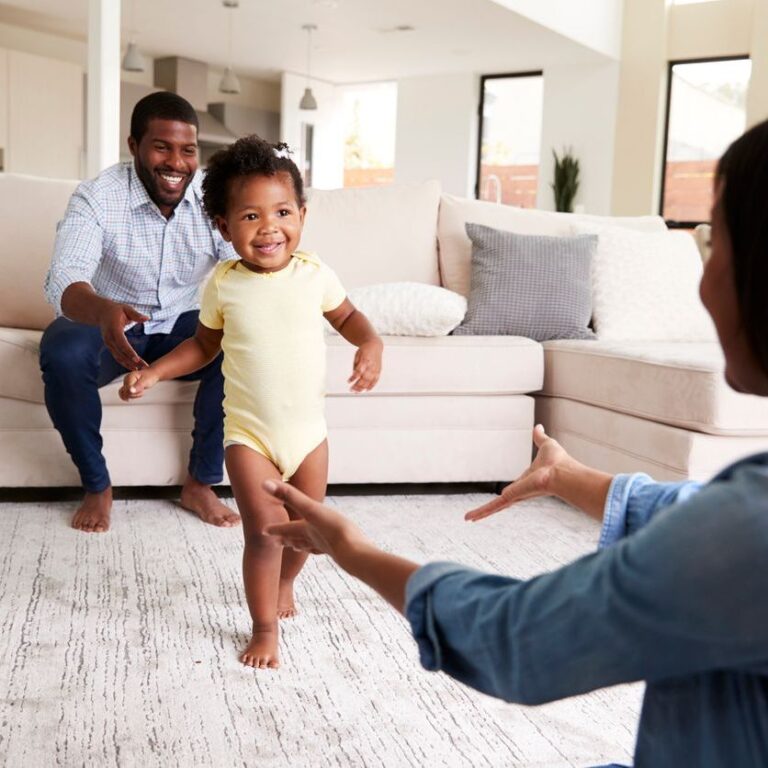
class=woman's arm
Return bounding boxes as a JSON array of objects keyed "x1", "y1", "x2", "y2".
[
  {"x1": 465, "y1": 426, "x2": 704, "y2": 545},
  {"x1": 120, "y1": 323, "x2": 223, "y2": 400},
  {"x1": 265, "y1": 461, "x2": 768, "y2": 705}
]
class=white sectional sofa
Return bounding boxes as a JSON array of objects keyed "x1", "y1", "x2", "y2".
[{"x1": 1, "y1": 171, "x2": 767, "y2": 488}]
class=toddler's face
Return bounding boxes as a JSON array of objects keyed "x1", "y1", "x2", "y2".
[{"x1": 218, "y1": 172, "x2": 305, "y2": 273}]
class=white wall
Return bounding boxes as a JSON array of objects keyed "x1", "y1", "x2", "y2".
[
  {"x1": 488, "y1": 0, "x2": 623, "y2": 59},
  {"x1": 280, "y1": 72, "x2": 344, "y2": 189},
  {"x1": 537, "y1": 59, "x2": 620, "y2": 214},
  {"x1": 394, "y1": 73, "x2": 477, "y2": 197}
]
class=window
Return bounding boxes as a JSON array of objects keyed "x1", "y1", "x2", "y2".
[
  {"x1": 476, "y1": 72, "x2": 543, "y2": 207},
  {"x1": 661, "y1": 57, "x2": 751, "y2": 225},
  {"x1": 342, "y1": 83, "x2": 397, "y2": 188}
]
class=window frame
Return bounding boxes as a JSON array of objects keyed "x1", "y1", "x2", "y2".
[
  {"x1": 659, "y1": 54, "x2": 750, "y2": 228},
  {"x1": 474, "y1": 70, "x2": 544, "y2": 201}
]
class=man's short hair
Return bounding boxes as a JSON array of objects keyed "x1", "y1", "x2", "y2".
[{"x1": 130, "y1": 91, "x2": 199, "y2": 143}]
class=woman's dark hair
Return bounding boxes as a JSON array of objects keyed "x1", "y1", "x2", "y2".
[
  {"x1": 130, "y1": 91, "x2": 199, "y2": 142},
  {"x1": 202, "y1": 136, "x2": 306, "y2": 222},
  {"x1": 716, "y1": 118, "x2": 768, "y2": 374}
]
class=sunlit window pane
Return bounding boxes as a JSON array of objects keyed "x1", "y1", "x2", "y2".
[
  {"x1": 662, "y1": 58, "x2": 751, "y2": 223},
  {"x1": 477, "y1": 74, "x2": 543, "y2": 207},
  {"x1": 342, "y1": 83, "x2": 397, "y2": 188}
]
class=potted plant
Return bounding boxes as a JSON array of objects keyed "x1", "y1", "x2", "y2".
[{"x1": 552, "y1": 148, "x2": 580, "y2": 213}]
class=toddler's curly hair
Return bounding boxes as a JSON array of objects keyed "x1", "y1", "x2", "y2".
[{"x1": 202, "y1": 135, "x2": 306, "y2": 223}]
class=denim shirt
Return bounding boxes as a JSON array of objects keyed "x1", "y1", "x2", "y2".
[{"x1": 405, "y1": 453, "x2": 768, "y2": 767}]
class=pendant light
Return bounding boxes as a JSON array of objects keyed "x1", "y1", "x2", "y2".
[
  {"x1": 122, "y1": 0, "x2": 146, "y2": 72},
  {"x1": 299, "y1": 24, "x2": 318, "y2": 110},
  {"x1": 219, "y1": 0, "x2": 241, "y2": 94}
]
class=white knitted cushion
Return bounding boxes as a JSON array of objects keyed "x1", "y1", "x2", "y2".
[
  {"x1": 572, "y1": 222, "x2": 717, "y2": 342},
  {"x1": 328, "y1": 282, "x2": 467, "y2": 337}
]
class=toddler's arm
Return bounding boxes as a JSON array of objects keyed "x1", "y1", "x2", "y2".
[
  {"x1": 119, "y1": 322, "x2": 223, "y2": 401},
  {"x1": 325, "y1": 298, "x2": 383, "y2": 392}
]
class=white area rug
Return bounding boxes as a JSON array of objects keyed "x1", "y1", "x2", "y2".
[{"x1": 0, "y1": 494, "x2": 641, "y2": 767}]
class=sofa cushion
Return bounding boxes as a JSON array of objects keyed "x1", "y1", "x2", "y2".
[
  {"x1": 437, "y1": 194, "x2": 667, "y2": 296},
  {"x1": 302, "y1": 181, "x2": 441, "y2": 290},
  {"x1": 453, "y1": 224, "x2": 596, "y2": 341},
  {"x1": 572, "y1": 222, "x2": 716, "y2": 342},
  {"x1": 0, "y1": 328, "x2": 543, "y2": 405},
  {"x1": 0, "y1": 173, "x2": 78, "y2": 331},
  {"x1": 541, "y1": 339, "x2": 768, "y2": 435}
]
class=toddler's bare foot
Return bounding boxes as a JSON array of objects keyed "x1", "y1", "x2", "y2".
[
  {"x1": 181, "y1": 474, "x2": 241, "y2": 528},
  {"x1": 277, "y1": 579, "x2": 297, "y2": 619},
  {"x1": 240, "y1": 623, "x2": 280, "y2": 669},
  {"x1": 72, "y1": 487, "x2": 112, "y2": 533}
]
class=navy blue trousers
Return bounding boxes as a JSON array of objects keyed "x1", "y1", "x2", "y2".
[{"x1": 39, "y1": 310, "x2": 224, "y2": 492}]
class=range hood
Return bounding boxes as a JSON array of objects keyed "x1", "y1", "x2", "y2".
[{"x1": 154, "y1": 56, "x2": 236, "y2": 146}]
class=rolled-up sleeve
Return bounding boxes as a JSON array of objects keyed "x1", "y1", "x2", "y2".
[
  {"x1": 599, "y1": 473, "x2": 704, "y2": 548},
  {"x1": 44, "y1": 189, "x2": 103, "y2": 315},
  {"x1": 404, "y1": 463, "x2": 768, "y2": 707}
]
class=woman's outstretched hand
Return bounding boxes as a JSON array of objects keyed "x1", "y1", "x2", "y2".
[
  {"x1": 464, "y1": 425, "x2": 570, "y2": 522},
  {"x1": 263, "y1": 480, "x2": 371, "y2": 560}
]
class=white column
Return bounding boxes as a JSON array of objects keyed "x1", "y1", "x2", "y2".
[
  {"x1": 87, "y1": 0, "x2": 121, "y2": 177},
  {"x1": 746, "y1": 0, "x2": 768, "y2": 128}
]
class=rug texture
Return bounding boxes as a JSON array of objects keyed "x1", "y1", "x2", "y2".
[{"x1": 0, "y1": 494, "x2": 641, "y2": 767}]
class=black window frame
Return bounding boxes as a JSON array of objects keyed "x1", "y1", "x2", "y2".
[
  {"x1": 474, "y1": 70, "x2": 544, "y2": 201},
  {"x1": 659, "y1": 54, "x2": 750, "y2": 229}
]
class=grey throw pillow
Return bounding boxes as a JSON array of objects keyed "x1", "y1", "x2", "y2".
[{"x1": 452, "y1": 223, "x2": 597, "y2": 341}]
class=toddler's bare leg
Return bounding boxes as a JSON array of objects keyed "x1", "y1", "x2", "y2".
[
  {"x1": 277, "y1": 440, "x2": 329, "y2": 619},
  {"x1": 226, "y1": 445, "x2": 287, "y2": 669}
]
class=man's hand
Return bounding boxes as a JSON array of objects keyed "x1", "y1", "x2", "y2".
[
  {"x1": 263, "y1": 481, "x2": 371, "y2": 561},
  {"x1": 119, "y1": 368, "x2": 160, "y2": 401},
  {"x1": 464, "y1": 425, "x2": 570, "y2": 522},
  {"x1": 99, "y1": 303, "x2": 149, "y2": 370},
  {"x1": 348, "y1": 339, "x2": 383, "y2": 392}
]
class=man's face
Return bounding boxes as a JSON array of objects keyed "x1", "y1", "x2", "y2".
[{"x1": 128, "y1": 118, "x2": 198, "y2": 215}]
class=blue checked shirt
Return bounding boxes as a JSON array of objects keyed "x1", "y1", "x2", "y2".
[
  {"x1": 45, "y1": 162, "x2": 236, "y2": 334},
  {"x1": 406, "y1": 454, "x2": 768, "y2": 767}
]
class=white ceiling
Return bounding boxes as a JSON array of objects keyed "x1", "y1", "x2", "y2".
[{"x1": 0, "y1": 0, "x2": 608, "y2": 83}]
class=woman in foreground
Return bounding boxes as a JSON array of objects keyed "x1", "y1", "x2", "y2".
[{"x1": 264, "y1": 120, "x2": 768, "y2": 766}]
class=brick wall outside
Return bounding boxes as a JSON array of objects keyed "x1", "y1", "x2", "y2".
[
  {"x1": 479, "y1": 164, "x2": 539, "y2": 208},
  {"x1": 343, "y1": 168, "x2": 395, "y2": 188},
  {"x1": 663, "y1": 160, "x2": 715, "y2": 223}
]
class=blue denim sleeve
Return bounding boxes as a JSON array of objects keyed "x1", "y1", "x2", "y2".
[
  {"x1": 405, "y1": 460, "x2": 768, "y2": 705},
  {"x1": 599, "y1": 473, "x2": 704, "y2": 548}
]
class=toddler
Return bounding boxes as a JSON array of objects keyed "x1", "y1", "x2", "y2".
[{"x1": 120, "y1": 136, "x2": 383, "y2": 668}]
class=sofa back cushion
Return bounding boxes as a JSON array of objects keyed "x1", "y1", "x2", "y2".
[
  {"x1": 0, "y1": 173, "x2": 78, "y2": 330},
  {"x1": 438, "y1": 194, "x2": 668, "y2": 296},
  {"x1": 301, "y1": 181, "x2": 441, "y2": 290}
]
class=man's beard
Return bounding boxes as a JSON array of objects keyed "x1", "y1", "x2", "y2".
[{"x1": 134, "y1": 159, "x2": 192, "y2": 210}]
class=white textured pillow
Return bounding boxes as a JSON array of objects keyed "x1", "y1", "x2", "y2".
[
  {"x1": 328, "y1": 282, "x2": 467, "y2": 336},
  {"x1": 572, "y1": 223, "x2": 717, "y2": 342}
]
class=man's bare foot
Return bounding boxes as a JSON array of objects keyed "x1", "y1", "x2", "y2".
[
  {"x1": 72, "y1": 487, "x2": 112, "y2": 533},
  {"x1": 277, "y1": 579, "x2": 297, "y2": 619},
  {"x1": 180, "y1": 475, "x2": 241, "y2": 528},
  {"x1": 240, "y1": 623, "x2": 280, "y2": 669}
]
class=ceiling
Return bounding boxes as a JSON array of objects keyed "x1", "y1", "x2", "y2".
[{"x1": 0, "y1": 0, "x2": 608, "y2": 84}]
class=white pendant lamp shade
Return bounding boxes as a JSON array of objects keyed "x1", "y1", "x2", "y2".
[
  {"x1": 122, "y1": 41, "x2": 146, "y2": 72},
  {"x1": 299, "y1": 87, "x2": 317, "y2": 110},
  {"x1": 219, "y1": 0, "x2": 241, "y2": 95},
  {"x1": 300, "y1": 23, "x2": 318, "y2": 110},
  {"x1": 220, "y1": 66, "x2": 241, "y2": 94}
]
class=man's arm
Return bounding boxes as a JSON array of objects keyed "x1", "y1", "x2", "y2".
[
  {"x1": 47, "y1": 187, "x2": 148, "y2": 370},
  {"x1": 61, "y1": 283, "x2": 148, "y2": 370}
]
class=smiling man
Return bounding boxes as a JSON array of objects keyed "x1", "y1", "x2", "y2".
[{"x1": 40, "y1": 91, "x2": 240, "y2": 533}]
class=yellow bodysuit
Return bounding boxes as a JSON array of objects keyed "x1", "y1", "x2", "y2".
[{"x1": 199, "y1": 251, "x2": 346, "y2": 480}]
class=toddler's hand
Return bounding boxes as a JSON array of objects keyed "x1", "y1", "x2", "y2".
[
  {"x1": 119, "y1": 369, "x2": 160, "y2": 401},
  {"x1": 349, "y1": 339, "x2": 383, "y2": 392}
]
